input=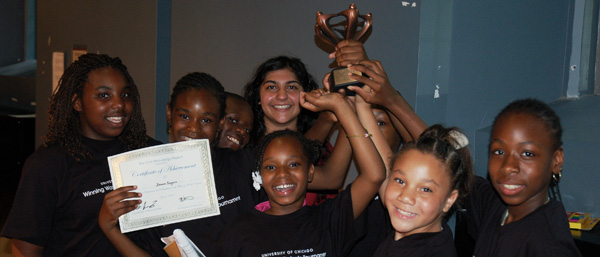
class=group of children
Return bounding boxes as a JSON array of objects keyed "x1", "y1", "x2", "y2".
[{"x1": 0, "y1": 39, "x2": 582, "y2": 257}]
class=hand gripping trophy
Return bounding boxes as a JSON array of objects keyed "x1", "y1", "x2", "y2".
[{"x1": 315, "y1": 4, "x2": 373, "y2": 95}]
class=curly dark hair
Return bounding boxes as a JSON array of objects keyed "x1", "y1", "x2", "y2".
[
  {"x1": 253, "y1": 129, "x2": 322, "y2": 174},
  {"x1": 243, "y1": 56, "x2": 320, "y2": 146},
  {"x1": 392, "y1": 124, "x2": 474, "y2": 218},
  {"x1": 493, "y1": 98, "x2": 562, "y2": 150},
  {"x1": 43, "y1": 53, "x2": 147, "y2": 161},
  {"x1": 168, "y1": 72, "x2": 226, "y2": 121}
]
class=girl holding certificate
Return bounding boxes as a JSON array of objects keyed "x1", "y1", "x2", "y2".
[
  {"x1": 99, "y1": 72, "x2": 262, "y2": 257},
  {"x1": 1, "y1": 53, "x2": 158, "y2": 257}
]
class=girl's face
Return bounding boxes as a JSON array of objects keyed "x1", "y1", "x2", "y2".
[
  {"x1": 218, "y1": 97, "x2": 254, "y2": 150},
  {"x1": 384, "y1": 149, "x2": 457, "y2": 240},
  {"x1": 259, "y1": 68, "x2": 303, "y2": 133},
  {"x1": 488, "y1": 112, "x2": 563, "y2": 214},
  {"x1": 167, "y1": 89, "x2": 223, "y2": 144},
  {"x1": 260, "y1": 136, "x2": 314, "y2": 216},
  {"x1": 74, "y1": 67, "x2": 132, "y2": 141},
  {"x1": 373, "y1": 108, "x2": 402, "y2": 151}
]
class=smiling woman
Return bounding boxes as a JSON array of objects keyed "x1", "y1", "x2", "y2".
[{"x1": 243, "y1": 56, "x2": 319, "y2": 146}]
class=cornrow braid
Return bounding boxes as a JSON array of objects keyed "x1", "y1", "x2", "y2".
[
  {"x1": 44, "y1": 53, "x2": 148, "y2": 161},
  {"x1": 493, "y1": 98, "x2": 563, "y2": 150},
  {"x1": 253, "y1": 129, "x2": 322, "y2": 174}
]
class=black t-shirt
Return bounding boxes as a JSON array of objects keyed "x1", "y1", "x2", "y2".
[
  {"x1": 1, "y1": 136, "x2": 160, "y2": 257},
  {"x1": 372, "y1": 222, "x2": 457, "y2": 257},
  {"x1": 138, "y1": 147, "x2": 262, "y2": 257},
  {"x1": 217, "y1": 185, "x2": 361, "y2": 257},
  {"x1": 466, "y1": 176, "x2": 581, "y2": 257},
  {"x1": 347, "y1": 194, "x2": 392, "y2": 257}
]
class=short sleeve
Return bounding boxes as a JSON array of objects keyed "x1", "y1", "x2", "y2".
[
  {"x1": 320, "y1": 184, "x2": 361, "y2": 255},
  {"x1": 464, "y1": 176, "x2": 498, "y2": 238},
  {"x1": 1, "y1": 146, "x2": 63, "y2": 246}
]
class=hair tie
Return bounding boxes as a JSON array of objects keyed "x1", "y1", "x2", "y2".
[{"x1": 449, "y1": 130, "x2": 469, "y2": 150}]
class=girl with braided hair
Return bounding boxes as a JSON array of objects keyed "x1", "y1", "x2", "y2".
[
  {"x1": 1, "y1": 53, "x2": 158, "y2": 257},
  {"x1": 462, "y1": 99, "x2": 581, "y2": 257},
  {"x1": 371, "y1": 125, "x2": 474, "y2": 257}
]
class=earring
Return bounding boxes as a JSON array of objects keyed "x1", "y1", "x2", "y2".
[{"x1": 551, "y1": 168, "x2": 562, "y2": 186}]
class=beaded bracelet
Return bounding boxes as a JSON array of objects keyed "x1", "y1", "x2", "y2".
[{"x1": 346, "y1": 132, "x2": 373, "y2": 138}]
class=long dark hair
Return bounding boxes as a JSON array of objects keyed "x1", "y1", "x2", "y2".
[
  {"x1": 243, "y1": 56, "x2": 319, "y2": 146},
  {"x1": 44, "y1": 53, "x2": 147, "y2": 161}
]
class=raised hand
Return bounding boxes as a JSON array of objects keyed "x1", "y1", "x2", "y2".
[
  {"x1": 301, "y1": 89, "x2": 346, "y2": 114},
  {"x1": 346, "y1": 60, "x2": 398, "y2": 108},
  {"x1": 329, "y1": 39, "x2": 369, "y2": 67},
  {"x1": 347, "y1": 60, "x2": 428, "y2": 142}
]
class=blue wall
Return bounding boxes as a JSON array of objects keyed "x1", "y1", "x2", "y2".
[
  {"x1": 551, "y1": 96, "x2": 600, "y2": 216},
  {"x1": 417, "y1": 0, "x2": 599, "y2": 216},
  {"x1": 19, "y1": 0, "x2": 600, "y2": 217}
]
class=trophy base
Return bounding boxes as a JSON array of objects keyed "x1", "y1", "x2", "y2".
[{"x1": 330, "y1": 67, "x2": 364, "y2": 96}]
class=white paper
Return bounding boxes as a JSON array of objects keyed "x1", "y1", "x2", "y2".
[{"x1": 108, "y1": 139, "x2": 220, "y2": 233}]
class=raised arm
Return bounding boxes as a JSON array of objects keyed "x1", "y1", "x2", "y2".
[
  {"x1": 305, "y1": 39, "x2": 368, "y2": 143},
  {"x1": 302, "y1": 90, "x2": 385, "y2": 219},
  {"x1": 353, "y1": 94, "x2": 398, "y2": 201},
  {"x1": 354, "y1": 95, "x2": 393, "y2": 170},
  {"x1": 302, "y1": 73, "x2": 352, "y2": 190},
  {"x1": 304, "y1": 110, "x2": 337, "y2": 144},
  {"x1": 98, "y1": 186, "x2": 151, "y2": 257},
  {"x1": 347, "y1": 60, "x2": 428, "y2": 199},
  {"x1": 386, "y1": 110, "x2": 414, "y2": 143},
  {"x1": 347, "y1": 60, "x2": 427, "y2": 141}
]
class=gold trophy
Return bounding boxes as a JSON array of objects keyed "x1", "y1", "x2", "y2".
[{"x1": 315, "y1": 3, "x2": 373, "y2": 95}]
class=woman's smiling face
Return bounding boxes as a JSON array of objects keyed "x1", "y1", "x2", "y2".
[{"x1": 259, "y1": 68, "x2": 303, "y2": 133}]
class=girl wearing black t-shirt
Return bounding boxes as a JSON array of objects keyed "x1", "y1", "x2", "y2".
[
  {"x1": 370, "y1": 125, "x2": 473, "y2": 257},
  {"x1": 98, "y1": 72, "x2": 261, "y2": 257},
  {"x1": 347, "y1": 60, "x2": 472, "y2": 257},
  {"x1": 1, "y1": 53, "x2": 153, "y2": 257},
  {"x1": 463, "y1": 99, "x2": 581, "y2": 257},
  {"x1": 217, "y1": 88, "x2": 385, "y2": 256}
]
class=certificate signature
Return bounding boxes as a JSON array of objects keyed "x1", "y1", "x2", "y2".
[{"x1": 108, "y1": 139, "x2": 220, "y2": 233}]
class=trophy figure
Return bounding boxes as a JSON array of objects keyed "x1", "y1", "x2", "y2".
[{"x1": 315, "y1": 4, "x2": 373, "y2": 95}]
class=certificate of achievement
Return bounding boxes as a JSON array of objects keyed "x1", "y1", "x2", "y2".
[{"x1": 108, "y1": 139, "x2": 219, "y2": 233}]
